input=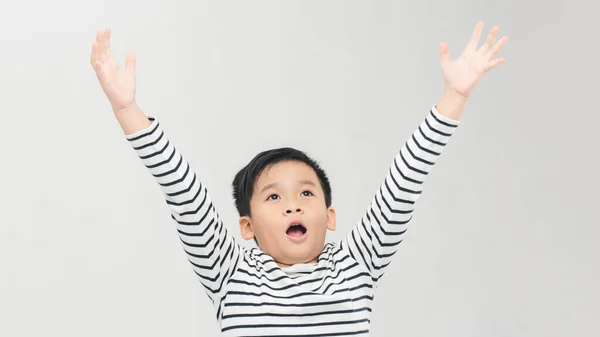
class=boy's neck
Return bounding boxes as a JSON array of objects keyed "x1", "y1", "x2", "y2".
[{"x1": 274, "y1": 256, "x2": 318, "y2": 268}]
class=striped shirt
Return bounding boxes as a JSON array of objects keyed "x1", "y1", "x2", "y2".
[{"x1": 125, "y1": 105, "x2": 460, "y2": 336}]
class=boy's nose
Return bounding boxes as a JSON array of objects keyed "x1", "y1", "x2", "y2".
[{"x1": 285, "y1": 207, "x2": 303, "y2": 214}]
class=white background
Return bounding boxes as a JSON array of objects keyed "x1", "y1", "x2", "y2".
[{"x1": 0, "y1": 0, "x2": 596, "y2": 336}]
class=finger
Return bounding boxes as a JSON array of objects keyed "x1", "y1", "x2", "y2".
[
  {"x1": 90, "y1": 41, "x2": 99, "y2": 66},
  {"x1": 480, "y1": 26, "x2": 499, "y2": 53},
  {"x1": 105, "y1": 28, "x2": 111, "y2": 49},
  {"x1": 95, "y1": 30, "x2": 107, "y2": 63},
  {"x1": 484, "y1": 57, "x2": 506, "y2": 72},
  {"x1": 99, "y1": 39, "x2": 108, "y2": 63},
  {"x1": 488, "y1": 35, "x2": 509, "y2": 59},
  {"x1": 102, "y1": 28, "x2": 113, "y2": 62},
  {"x1": 102, "y1": 28, "x2": 117, "y2": 66},
  {"x1": 467, "y1": 21, "x2": 484, "y2": 50},
  {"x1": 99, "y1": 28, "x2": 109, "y2": 50},
  {"x1": 96, "y1": 30, "x2": 103, "y2": 49},
  {"x1": 440, "y1": 41, "x2": 451, "y2": 64}
]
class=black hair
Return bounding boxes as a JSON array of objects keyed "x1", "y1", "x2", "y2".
[{"x1": 232, "y1": 147, "x2": 332, "y2": 244}]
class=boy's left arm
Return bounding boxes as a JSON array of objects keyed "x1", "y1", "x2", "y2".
[{"x1": 341, "y1": 21, "x2": 509, "y2": 286}]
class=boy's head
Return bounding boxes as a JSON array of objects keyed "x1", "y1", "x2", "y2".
[{"x1": 232, "y1": 147, "x2": 336, "y2": 267}]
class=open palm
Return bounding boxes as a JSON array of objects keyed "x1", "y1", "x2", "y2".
[
  {"x1": 440, "y1": 21, "x2": 508, "y2": 99},
  {"x1": 90, "y1": 28, "x2": 137, "y2": 113}
]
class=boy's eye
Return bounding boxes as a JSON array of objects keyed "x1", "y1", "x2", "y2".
[{"x1": 267, "y1": 191, "x2": 312, "y2": 200}]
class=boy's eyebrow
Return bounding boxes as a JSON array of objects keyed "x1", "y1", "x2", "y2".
[{"x1": 260, "y1": 180, "x2": 317, "y2": 194}]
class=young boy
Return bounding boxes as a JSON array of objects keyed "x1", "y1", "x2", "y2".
[{"x1": 90, "y1": 21, "x2": 507, "y2": 336}]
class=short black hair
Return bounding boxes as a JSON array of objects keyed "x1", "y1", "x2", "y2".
[{"x1": 232, "y1": 147, "x2": 332, "y2": 219}]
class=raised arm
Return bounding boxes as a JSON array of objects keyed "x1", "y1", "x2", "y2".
[
  {"x1": 123, "y1": 110, "x2": 240, "y2": 304},
  {"x1": 90, "y1": 28, "x2": 240, "y2": 310},
  {"x1": 342, "y1": 103, "x2": 459, "y2": 284},
  {"x1": 342, "y1": 21, "x2": 508, "y2": 286}
]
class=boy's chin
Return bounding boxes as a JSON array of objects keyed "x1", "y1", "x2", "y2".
[{"x1": 277, "y1": 244, "x2": 320, "y2": 266}]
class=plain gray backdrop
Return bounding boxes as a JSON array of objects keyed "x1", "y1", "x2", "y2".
[{"x1": 1, "y1": 0, "x2": 596, "y2": 336}]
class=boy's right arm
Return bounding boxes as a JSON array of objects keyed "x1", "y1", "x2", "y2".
[
  {"x1": 121, "y1": 104, "x2": 241, "y2": 304},
  {"x1": 90, "y1": 28, "x2": 240, "y2": 307}
]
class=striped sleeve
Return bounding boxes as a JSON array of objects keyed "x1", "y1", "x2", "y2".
[
  {"x1": 125, "y1": 116, "x2": 240, "y2": 310},
  {"x1": 341, "y1": 105, "x2": 460, "y2": 286}
]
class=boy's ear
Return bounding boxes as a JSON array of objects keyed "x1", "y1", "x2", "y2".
[
  {"x1": 326, "y1": 206, "x2": 336, "y2": 231},
  {"x1": 239, "y1": 216, "x2": 255, "y2": 240}
]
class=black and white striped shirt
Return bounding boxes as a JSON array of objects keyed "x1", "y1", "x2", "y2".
[{"x1": 125, "y1": 105, "x2": 460, "y2": 336}]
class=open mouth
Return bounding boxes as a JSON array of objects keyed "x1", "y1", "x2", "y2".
[{"x1": 286, "y1": 223, "x2": 307, "y2": 237}]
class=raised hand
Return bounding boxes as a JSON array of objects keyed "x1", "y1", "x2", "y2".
[
  {"x1": 90, "y1": 28, "x2": 137, "y2": 114},
  {"x1": 439, "y1": 21, "x2": 509, "y2": 99}
]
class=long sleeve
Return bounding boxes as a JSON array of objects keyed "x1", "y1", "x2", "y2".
[
  {"x1": 125, "y1": 117, "x2": 240, "y2": 315},
  {"x1": 341, "y1": 105, "x2": 460, "y2": 287}
]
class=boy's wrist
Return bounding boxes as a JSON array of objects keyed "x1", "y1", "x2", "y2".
[
  {"x1": 435, "y1": 88, "x2": 469, "y2": 121},
  {"x1": 114, "y1": 102, "x2": 152, "y2": 135}
]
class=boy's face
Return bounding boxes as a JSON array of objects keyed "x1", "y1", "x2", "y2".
[{"x1": 239, "y1": 160, "x2": 336, "y2": 267}]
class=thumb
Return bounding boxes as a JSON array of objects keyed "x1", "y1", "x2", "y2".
[
  {"x1": 125, "y1": 51, "x2": 136, "y2": 75},
  {"x1": 440, "y1": 41, "x2": 450, "y2": 63}
]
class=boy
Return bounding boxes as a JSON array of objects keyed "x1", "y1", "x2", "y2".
[{"x1": 90, "y1": 21, "x2": 507, "y2": 336}]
